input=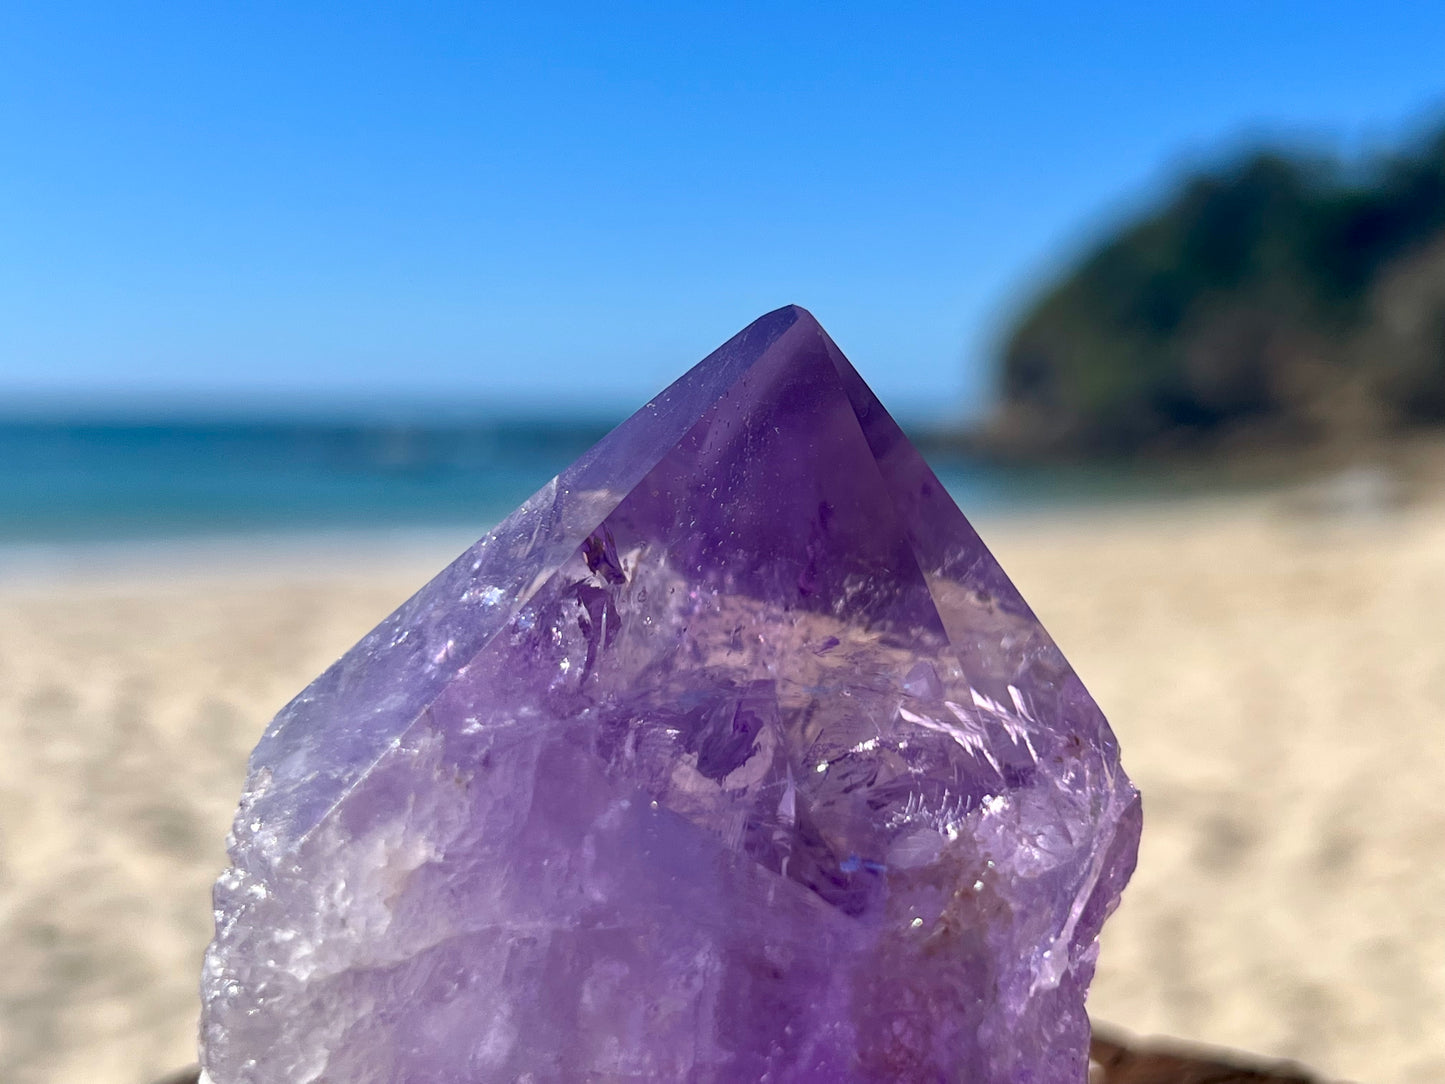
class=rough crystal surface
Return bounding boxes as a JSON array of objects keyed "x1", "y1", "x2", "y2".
[{"x1": 200, "y1": 306, "x2": 1141, "y2": 1083}]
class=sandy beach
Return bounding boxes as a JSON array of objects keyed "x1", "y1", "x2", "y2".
[{"x1": 1, "y1": 490, "x2": 1442, "y2": 1084}]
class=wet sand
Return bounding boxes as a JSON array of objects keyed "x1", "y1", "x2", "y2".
[{"x1": 1, "y1": 494, "x2": 1441, "y2": 1083}]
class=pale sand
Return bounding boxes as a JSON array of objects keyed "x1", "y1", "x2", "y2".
[{"x1": 1, "y1": 497, "x2": 1442, "y2": 1084}]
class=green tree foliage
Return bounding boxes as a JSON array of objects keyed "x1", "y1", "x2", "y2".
[{"x1": 997, "y1": 127, "x2": 1445, "y2": 454}]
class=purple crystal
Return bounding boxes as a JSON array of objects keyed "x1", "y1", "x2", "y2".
[{"x1": 200, "y1": 306, "x2": 1140, "y2": 1083}]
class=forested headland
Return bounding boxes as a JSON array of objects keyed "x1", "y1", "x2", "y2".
[{"x1": 985, "y1": 125, "x2": 1445, "y2": 459}]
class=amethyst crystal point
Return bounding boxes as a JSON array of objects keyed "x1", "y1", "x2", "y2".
[{"x1": 200, "y1": 306, "x2": 1141, "y2": 1083}]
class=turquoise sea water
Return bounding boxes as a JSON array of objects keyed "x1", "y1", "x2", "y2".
[{"x1": 0, "y1": 416, "x2": 1181, "y2": 547}]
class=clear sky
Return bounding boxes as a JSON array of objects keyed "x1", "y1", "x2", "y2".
[{"x1": 4, "y1": 2, "x2": 1445, "y2": 420}]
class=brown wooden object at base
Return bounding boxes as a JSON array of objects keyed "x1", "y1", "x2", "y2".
[
  {"x1": 146, "y1": 1069, "x2": 200, "y2": 1084},
  {"x1": 1091, "y1": 1025, "x2": 1323, "y2": 1084}
]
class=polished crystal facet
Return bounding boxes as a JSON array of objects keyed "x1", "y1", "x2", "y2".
[{"x1": 200, "y1": 306, "x2": 1141, "y2": 1083}]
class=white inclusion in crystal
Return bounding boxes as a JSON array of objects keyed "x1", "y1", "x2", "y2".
[
  {"x1": 970, "y1": 687, "x2": 1009, "y2": 717},
  {"x1": 1006, "y1": 684, "x2": 1035, "y2": 721},
  {"x1": 1032, "y1": 937, "x2": 1070, "y2": 992},
  {"x1": 888, "y1": 787, "x2": 968, "y2": 839},
  {"x1": 1002, "y1": 685, "x2": 1041, "y2": 761},
  {"x1": 892, "y1": 790, "x2": 925, "y2": 825},
  {"x1": 620, "y1": 545, "x2": 644, "y2": 574},
  {"x1": 999, "y1": 714, "x2": 1039, "y2": 762},
  {"x1": 903, "y1": 702, "x2": 1000, "y2": 775},
  {"x1": 721, "y1": 810, "x2": 747, "y2": 850},
  {"x1": 777, "y1": 770, "x2": 797, "y2": 826}
]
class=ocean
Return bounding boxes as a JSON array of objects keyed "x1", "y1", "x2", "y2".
[{"x1": 0, "y1": 415, "x2": 1175, "y2": 549}]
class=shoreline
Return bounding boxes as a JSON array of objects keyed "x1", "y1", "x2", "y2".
[
  {"x1": 0, "y1": 524, "x2": 482, "y2": 589},
  {"x1": 0, "y1": 464, "x2": 1376, "y2": 579},
  {"x1": 0, "y1": 476, "x2": 1418, "y2": 592}
]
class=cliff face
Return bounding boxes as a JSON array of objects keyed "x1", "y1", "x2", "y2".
[{"x1": 992, "y1": 131, "x2": 1445, "y2": 457}]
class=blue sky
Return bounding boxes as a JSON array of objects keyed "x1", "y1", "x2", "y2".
[{"x1": 4, "y1": 2, "x2": 1445, "y2": 420}]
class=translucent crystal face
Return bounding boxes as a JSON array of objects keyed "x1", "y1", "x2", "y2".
[{"x1": 201, "y1": 306, "x2": 1140, "y2": 1084}]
